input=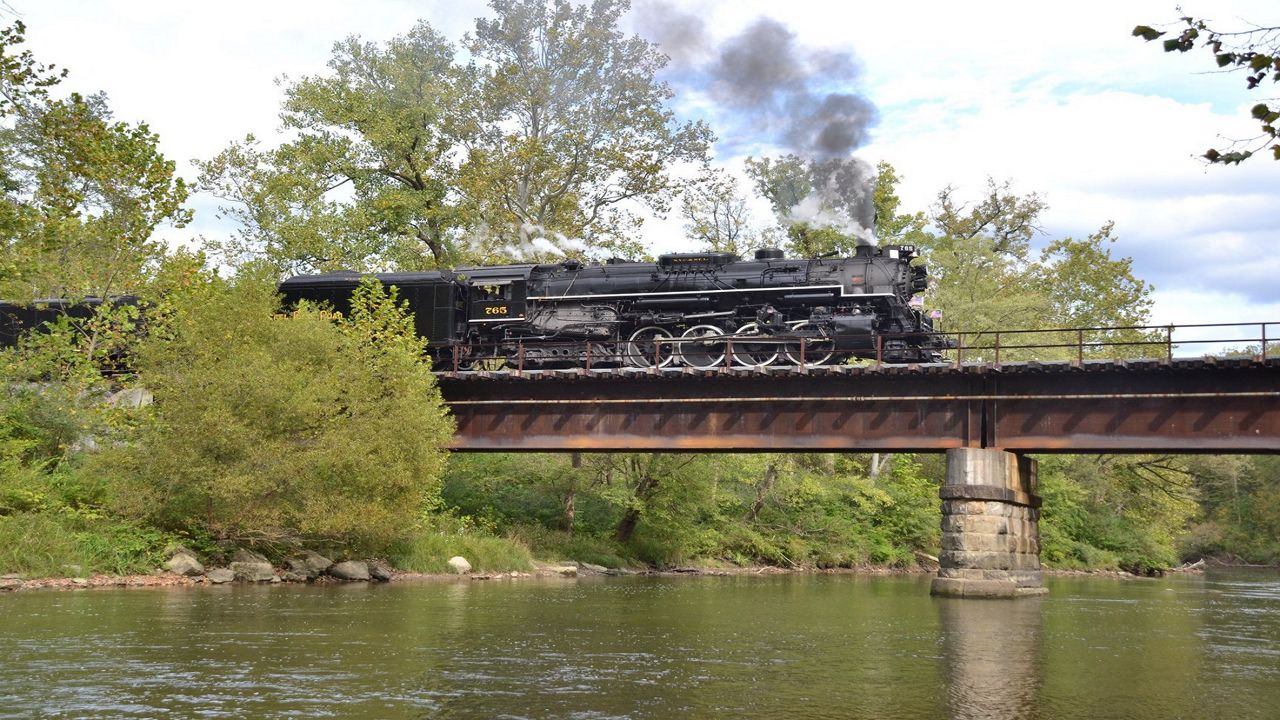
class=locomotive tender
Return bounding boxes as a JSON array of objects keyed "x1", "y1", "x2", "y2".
[{"x1": 279, "y1": 245, "x2": 946, "y2": 369}]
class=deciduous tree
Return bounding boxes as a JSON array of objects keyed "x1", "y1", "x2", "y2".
[
  {"x1": 1, "y1": 22, "x2": 189, "y2": 300},
  {"x1": 200, "y1": 0, "x2": 712, "y2": 273},
  {"x1": 199, "y1": 22, "x2": 467, "y2": 273},
  {"x1": 679, "y1": 168, "x2": 760, "y2": 254},
  {"x1": 461, "y1": 0, "x2": 712, "y2": 261},
  {"x1": 1, "y1": 21, "x2": 189, "y2": 372},
  {"x1": 744, "y1": 157, "x2": 921, "y2": 256},
  {"x1": 1032, "y1": 222, "x2": 1154, "y2": 353}
]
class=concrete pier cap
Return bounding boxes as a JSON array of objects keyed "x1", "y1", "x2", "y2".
[{"x1": 931, "y1": 448, "x2": 1048, "y2": 599}]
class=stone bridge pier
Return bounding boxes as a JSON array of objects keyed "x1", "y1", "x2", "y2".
[{"x1": 931, "y1": 448, "x2": 1048, "y2": 599}]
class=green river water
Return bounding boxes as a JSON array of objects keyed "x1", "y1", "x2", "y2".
[{"x1": 0, "y1": 571, "x2": 1277, "y2": 719}]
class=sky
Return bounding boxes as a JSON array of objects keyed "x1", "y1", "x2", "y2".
[{"x1": 8, "y1": 0, "x2": 1280, "y2": 348}]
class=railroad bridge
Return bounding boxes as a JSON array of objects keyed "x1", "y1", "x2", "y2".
[
  {"x1": 438, "y1": 352, "x2": 1280, "y2": 599},
  {"x1": 439, "y1": 357, "x2": 1280, "y2": 453}
]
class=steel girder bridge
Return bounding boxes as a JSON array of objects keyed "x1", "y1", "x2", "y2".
[{"x1": 438, "y1": 356, "x2": 1280, "y2": 454}]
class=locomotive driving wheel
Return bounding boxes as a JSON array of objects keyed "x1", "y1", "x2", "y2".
[
  {"x1": 676, "y1": 324, "x2": 726, "y2": 370},
  {"x1": 730, "y1": 322, "x2": 779, "y2": 368},
  {"x1": 782, "y1": 321, "x2": 835, "y2": 367},
  {"x1": 625, "y1": 326, "x2": 675, "y2": 368}
]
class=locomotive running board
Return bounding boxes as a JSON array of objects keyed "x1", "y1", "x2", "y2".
[{"x1": 527, "y1": 285, "x2": 896, "y2": 301}]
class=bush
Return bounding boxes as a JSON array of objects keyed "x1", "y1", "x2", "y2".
[
  {"x1": 873, "y1": 455, "x2": 941, "y2": 554},
  {"x1": 92, "y1": 273, "x2": 453, "y2": 554}
]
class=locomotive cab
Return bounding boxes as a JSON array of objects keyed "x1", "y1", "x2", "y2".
[
  {"x1": 468, "y1": 279, "x2": 527, "y2": 323},
  {"x1": 458, "y1": 265, "x2": 533, "y2": 325}
]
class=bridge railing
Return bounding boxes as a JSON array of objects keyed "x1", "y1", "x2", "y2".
[
  {"x1": 439, "y1": 321, "x2": 1279, "y2": 373},
  {"x1": 943, "y1": 320, "x2": 1277, "y2": 366}
]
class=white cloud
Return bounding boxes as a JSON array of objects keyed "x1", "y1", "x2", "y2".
[
  {"x1": 859, "y1": 88, "x2": 1280, "y2": 306},
  {"x1": 1149, "y1": 288, "x2": 1280, "y2": 355}
]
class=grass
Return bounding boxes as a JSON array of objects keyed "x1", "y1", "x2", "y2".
[
  {"x1": 507, "y1": 524, "x2": 632, "y2": 569},
  {"x1": 0, "y1": 513, "x2": 171, "y2": 577},
  {"x1": 390, "y1": 529, "x2": 535, "y2": 573}
]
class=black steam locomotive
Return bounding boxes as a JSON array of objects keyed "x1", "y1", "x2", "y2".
[{"x1": 279, "y1": 245, "x2": 946, "y2": 369}]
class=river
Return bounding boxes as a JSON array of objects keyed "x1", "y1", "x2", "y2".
[{"x1": 0, "y1": 571, "x2": 1277, "y2": 719}]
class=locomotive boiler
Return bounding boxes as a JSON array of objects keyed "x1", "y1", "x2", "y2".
[{"x1": 278, "y1": 245, "x2": 947, "y2": 369}]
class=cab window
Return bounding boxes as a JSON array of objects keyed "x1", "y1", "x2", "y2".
[{"x1": 479, "y1": 284, "x2": 510, "y2": 301}]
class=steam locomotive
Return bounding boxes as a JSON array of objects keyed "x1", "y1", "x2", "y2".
[{"x1": 279, "y1": 245, "x2": 946, "y2": 369}]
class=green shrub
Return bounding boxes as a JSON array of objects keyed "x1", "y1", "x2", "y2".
[
  {"x1": 873, "y1": 455, "x2": 941, "y2": 554},
  {"x1": 91, "y1": 274, "x2": 453, "y2": 555}
]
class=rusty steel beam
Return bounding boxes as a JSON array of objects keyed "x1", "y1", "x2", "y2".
[{"x1": 438, "y1": 360, "x2": 1280, "y2": 453}]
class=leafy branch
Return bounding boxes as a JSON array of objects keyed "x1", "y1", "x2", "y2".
[{"x1": 1134, "y1": 14, "x2": 1280, "y2": 163}]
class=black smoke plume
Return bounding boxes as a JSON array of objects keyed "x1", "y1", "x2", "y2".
[{"x1": 635, "y1": 3, "x2": 879, "y2": 242}]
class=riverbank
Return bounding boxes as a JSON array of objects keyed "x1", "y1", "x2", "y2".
[
  {"x1": 0, "y1": 563, "x2": 917, "y2": 593},
  {"x1": 4, "y1": 558, "x2": 1225, "y2": 593}
]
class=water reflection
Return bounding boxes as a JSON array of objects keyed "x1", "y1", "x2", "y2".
[{"x1": 938, "y1": 596, "x2": 1043, "y2": 720}]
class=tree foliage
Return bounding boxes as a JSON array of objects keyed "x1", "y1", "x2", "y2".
[
  {"x1": 441, "y1": 451, "x2": 941, "y2": 569},
  {"x1": 1, "y1": 21, "x2": 190, "y2": 300},
  {"x1": 870, "y1": 161, "x2": 927, "y2": 246},
  {"x1": 93, "y1": 274, "x2": 453, "y2": 553},
  {"x1": 0, "y1": 21, "x2": 65, "y2": 118},
  {"x1": 744, "y1": 157, "x2": 921, "y2": 256},
  {"x1": 200, "y1": 0, "x2": 711, "y2": 274},
  {"x1": 461, "y1": 0, "x2": 712, "y2": 261},
  {"x1": 919, "y1": 179, "x2": 1053, "y2": 339},
  {"x1": 1134, "y1": 16, "x2": 1280, "y2": 163},
  {"x1": 199, "y1": 23, "x2": 467, "y2": 273},
  {"x1": 679, "y1": 168, "x2": 760, "y2": 254},
  {"x1": 744, "y1": 154, "x2": 852, "y2": 257},
  {"x1": 1039, "y1": 455, "x2": 1200, "y2": 573},
  {"x1": 912, "y1": 178, "x2": 1155, "y2": 358}
]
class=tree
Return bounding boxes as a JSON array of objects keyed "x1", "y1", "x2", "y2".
[
  {"x1": 2, "y1": 93, "x2": 191, "y2": 299},
  {"x1": 461, "y1": 0, "x2": 712, "y2": 260},
  {"x1": 0, "y1": 21, "x2": 64, "y2": 119},
  {"x1": 1, "y1": 20, "x2": 189, "y2": 364},
  {"x1": 199, "y1": 22, "x2": 468, "y2": 273},
  {"x1": 744, "y1": 157, "x2": 916, "y2": 256},
  {"x1": 911, "y1": 178, "x2": 1155, "y2": 359},
  {"x1": 200, "y1": 0, "x2": 712, "y2": 274},
  {"x1": 679, "y1": 168, "x2": 760, "y2": 254},
  {"x1": 1038, "y1": 454, "x2": 1199, "y2": 572},
  {"x1": 870, "y1": 161, "x2": 928, "y2": 246},
  {"x1": 96, "y1": 274, "x2": 453, "y2": 553},
  {"x1": 1134, "y1": 16, "x2": 1280, "y2": 164},
  {"x1": 918, "y1": 179, "x2": 1052, "y2": 340},
  {"x1": 1032, "y1": 222, "x2": 1155, "y2": 354}
]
